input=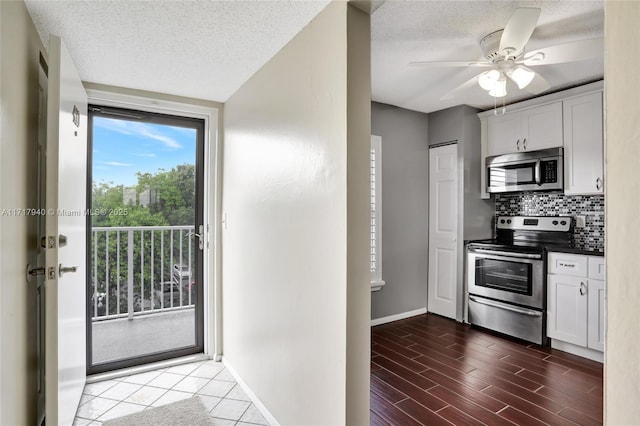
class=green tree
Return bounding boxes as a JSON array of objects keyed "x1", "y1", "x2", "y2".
[{"x1": 90, "y1": 164, "x2": 197, "y2": 317}]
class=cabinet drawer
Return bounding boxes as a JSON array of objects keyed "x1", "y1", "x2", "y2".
[
  {"x1": 548, "y1": 252, "x2": 588, "y2": 277},
  {"x1": 588, "y1": 257, "x2": 606, "y2": 280}
]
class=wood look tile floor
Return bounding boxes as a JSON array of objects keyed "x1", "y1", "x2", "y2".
[{"x1": 370, "y1": 314, "x2": 603, "y2": 426}]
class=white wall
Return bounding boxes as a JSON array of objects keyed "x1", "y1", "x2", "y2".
[
  {"x1": 604, "y1": 2, "x2": 640, "y2": 423},
  {"x1": 222, "y1": 2, "x2": 370, "y2": 424},
  {"x1": 0, "y1": 1, "x2": 43, "y2": 424}
]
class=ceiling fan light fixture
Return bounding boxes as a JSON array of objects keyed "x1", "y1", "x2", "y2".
[
  {"x1": 509, "y1": 66, "x2": 535, "y2": 89},
  {"x1": 478, "y1": 69, "x2": 500, "y2": 90},
  {"x1": 488, "y1": 77, "x2": 507, "y2": 97}
]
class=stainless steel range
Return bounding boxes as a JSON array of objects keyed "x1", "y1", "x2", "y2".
[{"x1": 466, "y1": 216, "x2": 573, "y2": 345}]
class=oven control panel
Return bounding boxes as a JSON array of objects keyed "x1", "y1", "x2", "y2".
[{"x1": 496, "y1": 216, "x2": 572, "y2": 232}]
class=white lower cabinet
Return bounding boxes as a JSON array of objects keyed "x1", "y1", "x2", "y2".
[
  {"x1": 547, "y1": 253, "x2": 605, "y2": 361},
  {"x1": 547, "y1": 274, "x2": 588, "y2": 346}
]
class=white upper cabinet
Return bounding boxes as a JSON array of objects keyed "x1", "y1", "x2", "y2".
[
  {"x1": 479, "y1": 81, "x2": 604, "y2": 199},
  {"x1": 563, "y1": 92, "x2": 604, "y2": 195},
  {"x1": 486, "y1": 102, "x2": 563, "y2": 157},
  {"x1": 486, "y1": 112, "x2": 520, "y2": 156}
]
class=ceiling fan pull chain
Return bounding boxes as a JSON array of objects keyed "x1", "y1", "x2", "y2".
[{"x1": 493, "y1": 96, "x2": 507, "y2": 116}]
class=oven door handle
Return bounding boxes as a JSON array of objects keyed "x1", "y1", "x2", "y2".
[
  {"x1": 469, "y1": 248, "x2": 542, "y2": 260},
  {"x1": 469, "y1": 295, "x2": 543, "y2": 317}
]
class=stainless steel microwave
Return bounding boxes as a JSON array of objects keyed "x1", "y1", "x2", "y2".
[{"x1": 486, "y1": 147, "x2": 563, "y2": 193}]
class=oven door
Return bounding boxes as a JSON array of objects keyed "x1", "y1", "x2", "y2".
[{"x1": 467, "y1": 247, "x2": 544, "y2": 309}]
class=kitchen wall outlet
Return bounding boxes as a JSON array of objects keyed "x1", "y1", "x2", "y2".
[{"x1": 576, "y1": 215, "x2": 586, "y2": 229}]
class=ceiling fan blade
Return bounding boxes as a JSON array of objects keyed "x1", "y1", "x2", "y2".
[
  {"x1": 499, "y1": 8, "x2": 541, "y2": 55},
  {"x1": 409, "y1": 60, "x2": 491, "y2": 68},
  {"x1": 521, "y1": 38, "x2": 604, "y2": 66},
  {"x1": 440, "y1": 73, "x2": 484, "y2": 100},
  {"x1": 522, "y1": 70, "x2": 550, "y2": 95}
]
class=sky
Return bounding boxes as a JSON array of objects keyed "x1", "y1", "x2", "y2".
[{"x1": 92, "y1": 116, "x2": 196, "y2": 187}]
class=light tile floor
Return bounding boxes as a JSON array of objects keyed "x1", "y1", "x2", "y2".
[{"x1": 73, "y1": 360, "x2": 270, "y2": 426}]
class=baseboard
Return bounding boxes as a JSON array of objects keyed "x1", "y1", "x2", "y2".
[
  {"x1": 222, "y1": 357, "x2": 279, "y2": 425},
  {"x1": 550, "y1": 339, "x2": 604, "y2": 363},
  {"x1": 370, "y1": 307, "x2": 427, "y2": 327}
]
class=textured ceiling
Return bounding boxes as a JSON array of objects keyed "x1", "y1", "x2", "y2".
[
  {"x1": 372, "y1": 0, "x2": 604, "y2": 113},
  {"x1": 25, "y1": 0, "x2": 604, "y2": 113},
  {"x1": 24, "y1": 0, "x2": 330, "y2": 102}
]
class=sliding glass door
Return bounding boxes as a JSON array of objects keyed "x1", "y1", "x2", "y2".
[{"x1": 87, "y1": 105, "x2": 205, "y2": 374}]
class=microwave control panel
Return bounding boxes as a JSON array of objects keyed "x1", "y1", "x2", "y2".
[{"x1": 542, "y1": 160, "x2": 558, "y2": 183}]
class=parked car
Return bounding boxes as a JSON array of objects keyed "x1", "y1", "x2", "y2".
[
  {"x1": 153, "y1": 281, "x2": 182, "y2": 308},
  {"x1": 171, "y1": 264, "x2": 196, "y2": 306},
  {"x1": 172, "y1": 263, "x2": 191, "y2": 283},
  {"x1": 91, "y1": 291, "x2": 107, "y2": 317}
]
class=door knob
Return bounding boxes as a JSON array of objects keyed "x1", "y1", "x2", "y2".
[{"x1": 59, "y1": 264, "x2": 78, "y2": 277}]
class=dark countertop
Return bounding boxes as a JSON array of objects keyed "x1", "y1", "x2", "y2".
[
  {"x1": 546, "y1": 246, "x2": 605, "y2": 257},
  {"x1": 465, "y1": 239, "x2": 605, "y2": 256}
]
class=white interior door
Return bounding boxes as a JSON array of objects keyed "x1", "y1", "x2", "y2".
[
  {"x1": 427, "y1": 144, "x2": 458, "y2": 319},
  {"x1": 45, "y1": 35, "x2": 88, "y2": 425}
]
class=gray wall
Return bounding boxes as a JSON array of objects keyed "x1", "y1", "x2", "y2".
[
  {"x1": 371, "y1": 102, "x2": 429, "y2": 320},
  {"x1": 429, "y1": 105, "x2": 494, "y2": 241},
  {"x1": 371, "y1": 103, "x2": 492, "y2": 322},
  {"x1": 429, "y1": 105, "x2": 494, "y2": 320}
]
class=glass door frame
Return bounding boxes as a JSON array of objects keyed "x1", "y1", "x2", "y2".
[{"x1": 86, "y1": 104, "x2": 205, "y2": 375}]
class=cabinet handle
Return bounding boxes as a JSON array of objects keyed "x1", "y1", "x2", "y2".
[
  {"x1": 523, "y1": 138, "x2": 527, "y2": 150},
  {"x1": 516, "y1": 139, "x2": 520, "y2": 151},
  {"x1": 579, "y1": 282, "x2": 587, "y2": 296},
  {"x1": 596, "y1": 177, "x2": 602, "y2": 190}
]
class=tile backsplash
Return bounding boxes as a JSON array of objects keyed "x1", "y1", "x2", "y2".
[{"x1": 495, "y1": 192, "x2": 605, "y2": 251}]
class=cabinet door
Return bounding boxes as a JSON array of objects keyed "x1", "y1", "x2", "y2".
[
  {"x1": 588, "y1": 279, "x2": 606, "y2": 352},
  {"x1": 520, "y1": 102, "x2": 563, "y2": 151},
  {"x1": 486, "y1": 112, "x2": 520, "y2": 156},
  {"x1": 563, "y1": 92, "x2": 604, "y2": 195},
  {"x1": 547, "y1": 274, "x2": 588, "y2": 346}
]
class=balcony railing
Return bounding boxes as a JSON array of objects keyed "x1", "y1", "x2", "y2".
[{"x1": 91, "y1": 225, "x2": 196, "y2": 321}]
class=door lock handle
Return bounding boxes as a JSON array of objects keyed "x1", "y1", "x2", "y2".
[
  {"x1": 59, "y1": 264, "x2": 78, "y2": 277},
  {"x1": 187, "y1": 225, "x2": 205, "y2": 250}
]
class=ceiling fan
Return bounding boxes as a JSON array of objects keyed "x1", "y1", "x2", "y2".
[{"x1": 410, "y1": 8, "x2": 603, "y2": 100}]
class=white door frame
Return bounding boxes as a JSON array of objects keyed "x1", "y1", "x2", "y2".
[{"x1": 84, "y1": 86, "x2": 222, "y2": 359}]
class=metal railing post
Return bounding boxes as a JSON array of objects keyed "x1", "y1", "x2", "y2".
[{"x1": 128, "y1": 229, "x2": 134, "y2": 320}]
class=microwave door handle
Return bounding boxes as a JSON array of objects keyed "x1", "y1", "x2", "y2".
[{"x1": 535, "y1": 159, "x2": 542, "y2": 186}]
